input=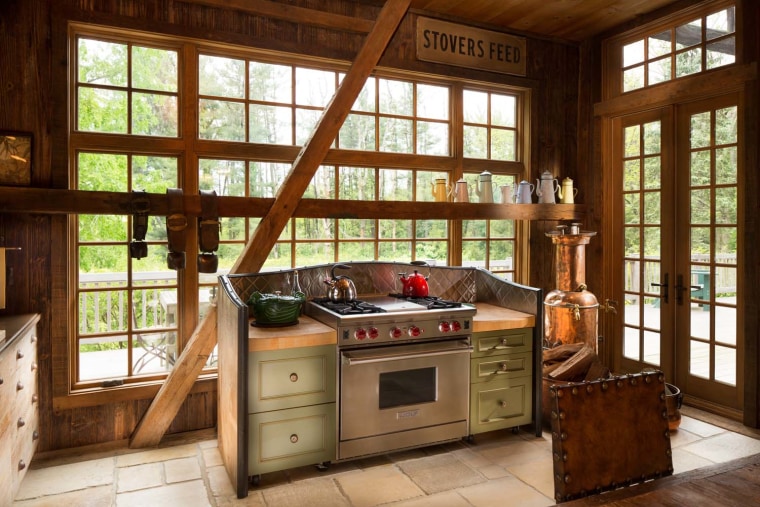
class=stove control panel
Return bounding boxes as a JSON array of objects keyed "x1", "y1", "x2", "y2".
[{"x1": 339, "y1": 317, "x2": 471, "y2": 345}]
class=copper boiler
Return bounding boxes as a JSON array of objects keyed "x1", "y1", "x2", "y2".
[{"x1": 544, "y1": 225, "x2": 599, "y2": 352}]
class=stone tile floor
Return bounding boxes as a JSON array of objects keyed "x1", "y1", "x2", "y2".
[{"x1": 14, "y1": 408, "x2": 760, "y2": 507}]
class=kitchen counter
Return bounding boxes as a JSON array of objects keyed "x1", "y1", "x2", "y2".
[
  {"x1": 246, "y1": 303, "x2": 534, "y2": 352},
  {"x1": 247, "y1": 314, "x2": 336, "y2": 352},
  {"x1": 472, "y1": 303, "x2": 535, "y2": 332}
]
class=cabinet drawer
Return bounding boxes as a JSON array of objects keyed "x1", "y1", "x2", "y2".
[
  {"x1": 248, "y1": 345, "x2": 336, "y2": 412},
  {"x1": 469, "y1": 376, "x2": 532, "y2": 434},
  {"x1": 471, "y1": 351, "x2": 532, "y2": 383},
  {"x1": 248, "y1": 403, "x2": 336, "y2": 475},
  {"x1": 11, "y1": 402, "x2": 39, "y2": 496},
  {"x1": 472, "y1": 329, "x2": 532, "y2": 358}
]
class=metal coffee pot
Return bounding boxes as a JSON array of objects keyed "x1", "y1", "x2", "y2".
[
  {"x1": 515, "y1": 180, "x2": 534, "y2": 204},
  {"x1": 453, "y1": 178, "x2": 469, "y2": 202},
  {"x1": 535, "y1": 170, "x2": 559, "y2": 204},
  {"x1": 474, "y1": 170, "x2": 494, "y2": 203},
  {"x1": 431, "y1": 178, "x2": 450, "y2": 202},
  {"x1": 500, "y1": 184, "x2": 513, "y2": 204},
  {"x1": 557, "y1": 177, "x2": 579, "y2": 204},
  {"x1": 324, "y1": 263, "x2": 357, "y2": 302}
]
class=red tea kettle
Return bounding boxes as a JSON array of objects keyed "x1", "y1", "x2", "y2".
[{"x1": 399, "y1": 261, "x2": 430, "y2": 297}]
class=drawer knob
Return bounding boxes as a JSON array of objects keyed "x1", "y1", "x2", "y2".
[
  {"x1": 499, "y1": 400, "x2": 507, "y2": 408},
  {"x1": 33, "y1": 430, "x2": 39, "y2": 441},
  {"x1": 17, "y1": 417, "x2": 26, "y2": 428},
  {"x1": 289, "y1": 373, "x2": 298, "y2": 383},
  {"x1": 31, "y1": 362, "x2": 38, "y2": 371},
  {"x1": 290, "y1": 434, "x2": 299, "y2": 444},
  {"x1": 18, "y1": 460, "x2": 26, "y2": 471},
  {"x1": 32, "y1": 394, "x2": 39, "y2": 404},
  {"x1": 498, "y1": 362, "x2": 508, "y2": 372},
  {"x1": 0, "y1": 376, "x2": 3, "y2": 385},
  {"x1": 17, "y1": 350, "x2": 24, "y2": 360},
  {"x1": 17, "y1": 381, "x2": 24, "y2": 391}
]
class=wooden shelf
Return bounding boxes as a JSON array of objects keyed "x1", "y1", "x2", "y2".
[{"x1": 0, "y1": 187, "x2": 585, "y2": 221}]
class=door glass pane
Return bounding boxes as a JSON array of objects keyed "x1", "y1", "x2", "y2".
[
  {"x1": 621, "y1": 119, "x2": 662, "y2": 366},
  {"x1": 690, "y1": 340, "x2": 710, "y2": 378},
  {"x1": 686, "y1": 105, "x2": 739, "y2": 392}
]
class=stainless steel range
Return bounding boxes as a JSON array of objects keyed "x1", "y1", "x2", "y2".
[{"x1": 306, "y1": 294, "x2": 476, "y2": 461}]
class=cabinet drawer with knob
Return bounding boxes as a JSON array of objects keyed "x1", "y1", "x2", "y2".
[
  {"x1": 248, "y1": 402, "x2": 336, "y2": 475},
  {"x1": 469, "y1": 376, "x2": 532, "y2": 433},
  {"x1": 247, "y1": 345, "x2": 336, "y2": 413},
  {"x1": 470, "y1": 351, "x2": 531, "y2": 382},
  {"x1": 472, "y1": 329, "x2": 531, "y2": 357}
]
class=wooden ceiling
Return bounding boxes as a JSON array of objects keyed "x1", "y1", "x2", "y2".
[{"x1": 411, "y1": 0, "x2": 684, "y2": 41}]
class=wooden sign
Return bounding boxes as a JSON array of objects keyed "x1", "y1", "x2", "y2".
[{"x1": 416, "y1": 17, "x2": 526, "y2": 76}]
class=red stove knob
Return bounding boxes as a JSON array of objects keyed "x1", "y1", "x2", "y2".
[
  {"x1": 354, "y1": 328, "x2": 367, "y2": 341},
  {"x1": 408, "y1": 325, "x2": 422, "y2": 337},
  {"x1": 389, "y1": 327, "x2": 403, "y2": 339},
  {"x1": 368, "y1": 327, "x2": 379, "y2": 340},
  {"x1": 439, "y1": 321, "x2": 451, "y2": 333},
  {"x1": 451, "y1": 320, "x2": 462, "y2": 332}
]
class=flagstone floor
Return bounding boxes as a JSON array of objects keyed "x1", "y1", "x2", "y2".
[{"x1": 13, "y1": 407, "x2": 760, "y2": 507}]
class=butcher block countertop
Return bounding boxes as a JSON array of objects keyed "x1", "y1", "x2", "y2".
[
  {"x1": 247, "y1": 314, "x2": 336, "y2": 352},
  {"x1": 471, "y1": 303, "x2": 535, "y2": 332},
  {"x1": 247, "y1": 302, "x2": 534, "y2": 351}
]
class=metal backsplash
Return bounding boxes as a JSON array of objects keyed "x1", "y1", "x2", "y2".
[{"x1": 223, "y1": 261, "x2": 539, "y2": 316}]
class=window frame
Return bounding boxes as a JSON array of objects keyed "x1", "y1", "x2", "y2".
[{"x1": 62, "y1": 23, "x2": 531, "y2": 402}]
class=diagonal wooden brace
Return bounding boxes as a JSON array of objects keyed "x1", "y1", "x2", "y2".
[{"x1": 129, "y1": 0, "x2": 413, "y2": 449}]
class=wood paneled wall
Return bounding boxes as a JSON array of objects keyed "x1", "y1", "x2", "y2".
[{"x1": 1, "y1": 0, "x2": 582, "y2": 451}]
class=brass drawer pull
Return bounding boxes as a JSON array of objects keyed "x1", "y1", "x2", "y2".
[
  {"x1": 17, "y1": 350, "x2": 24, "y2": 360},
  {"x1": 18, "y1": 460, "x2": 26, "y2": 471},
  {"x1": 31, "y1": 362, "x2": 38, "y2": 371},
  {"x1": 17, "y1": 417, "x2": 26, "y2": 428},
  {"x1": 0, "y1": 376, "x2": 3, "y2": 385},
  {"x1": 17, "y1": 381, "x2": 24, "y2": 391},
  {"x1": 289, "y1": 373, "x2": 298, "y2": 382},
  {"x1": 498, "y1": 362, "x2": 508, "y2": 372},
  {"x1": 499, "y1": 400, "x2": 507, "y2": 408},
  {"x1": 33, "y1": 430, "x2": 39, "y2": 441},
  {"x1": 32, "y1": 394, "x2": 39, "y2": 404},
  {"x1": 290, "y1": 434, "x2": 299, "y2": 443}
]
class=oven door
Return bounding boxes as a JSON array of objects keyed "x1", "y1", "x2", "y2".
[{"x1": 340, "y1": 338, "x2": 471, "y2": 442}]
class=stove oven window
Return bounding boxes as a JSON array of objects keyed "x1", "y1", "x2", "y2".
[{"x1": 378, "y1": 367, "x2": 437, "y2": 409}]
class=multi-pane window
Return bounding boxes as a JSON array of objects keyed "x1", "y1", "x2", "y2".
[
  {"x1": 76, "y1": 152, "x2": 179, "y2": 383},
  {"x1": 620, "y1": 4, "x2": 735, "y2": 93},
  {"x1": 71, "y1": 29, "x2": 526, "y2": 387},
  {"x1": 77, "y1": 38, "x2": 179, "y2": 136},
  {"x1": 199, "y1": 56, "x2": 451, "y2": 154}
]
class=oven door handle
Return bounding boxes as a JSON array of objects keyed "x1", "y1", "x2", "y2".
[{"x1": 342, "y1": 342, "x2": 473, "y2": 365}]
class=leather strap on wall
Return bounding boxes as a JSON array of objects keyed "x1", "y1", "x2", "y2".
[
  {"x1": 165, "y1": 188, "x2": 187, "y2": 270},
  {"x1": 130, "y1": 190, "x2": 150, "y2": 259},
  {"x1": 198, "y1": 189, "x2": 220, "y2": 273}
]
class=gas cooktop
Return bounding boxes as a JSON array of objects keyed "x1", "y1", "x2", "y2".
[{"x1": 306, "y1": 294, "x2": 476, "y2": 346}]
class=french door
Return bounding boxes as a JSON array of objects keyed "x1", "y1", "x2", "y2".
[{"x1": 609, "y1": 93, "x2": 742, "y2": 413}]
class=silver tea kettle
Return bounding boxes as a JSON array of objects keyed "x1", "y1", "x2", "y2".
[{"x1": 324, "y1": 263, "x2": 357, "y2": 302}]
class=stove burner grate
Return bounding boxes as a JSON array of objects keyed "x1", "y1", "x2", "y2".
[
  {"x1": 311, "y1": 297, "x2": 387, "y2": 315},
  {"x1": 388, "y1": 294, "x2": 463, "y2": 310}
]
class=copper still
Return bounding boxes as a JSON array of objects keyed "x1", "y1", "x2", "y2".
[{"x1": 544, "y1": 224, "x2": 599, "y2": 352}]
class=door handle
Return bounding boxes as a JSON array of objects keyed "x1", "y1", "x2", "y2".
[
  {"x1": 674, "y1": 274, "x2": 700, "y2": 305},
  {"x1": 650, "y1": 273, "x2": 669, "y2": 304}
]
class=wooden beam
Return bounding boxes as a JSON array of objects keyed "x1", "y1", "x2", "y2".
[
  {"x1": 129, "y1": 0, "x2": 412, "y2": 449},
  {"x1": 0, "y1": 187, "x2": 586, "y2": 221},
  {"x1": 232, "y1": 0, "x2": 413, "y2": 274},
  {"x1": 185, "y1": 0, "x2": 375, "y2": 34}
]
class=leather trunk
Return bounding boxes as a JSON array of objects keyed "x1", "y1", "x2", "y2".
[{"x1": 548, "y1": 370, "x2": 673, "y2": 503}]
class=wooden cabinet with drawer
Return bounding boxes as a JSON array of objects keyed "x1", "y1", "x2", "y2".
[
  {"x1": 0, "y1": 314, "x2": 40, "y2": 506},
  {"x1": 247, "y1": 344, "x2": 336, "y2": 480},
  {"x1": 469, "y1": 327, "x2": 533, "y2": 435}
]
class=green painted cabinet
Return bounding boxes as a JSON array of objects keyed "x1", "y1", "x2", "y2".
[
  {"x1": 469, "y1": 328, "x2": 533, "y2": 435},
  {"x1": 247, "y1": 344, "x2": 336, "y2": 476}
]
